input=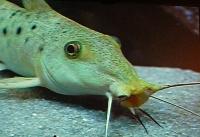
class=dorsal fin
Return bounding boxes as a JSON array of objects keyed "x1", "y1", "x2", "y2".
[{"x1": 22, "y1": 0, "x2": 52, "y2": 11}]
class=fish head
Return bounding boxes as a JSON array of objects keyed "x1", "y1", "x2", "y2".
[{"x1": 39, "y1": 19, "x2": 160, "y2": 105}]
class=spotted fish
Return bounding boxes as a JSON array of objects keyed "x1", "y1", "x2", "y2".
[{"x1": 0, "y1": 1, "x2": 200, "y2": 137}]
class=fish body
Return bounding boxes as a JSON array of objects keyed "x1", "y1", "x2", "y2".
[
  {"x1": 0, "y1": 0, "x2": 159, "y2": 96},
  {"x1": 0, "y1": 1, "x2": 162, "y2": 136},
  {"x1": 0, "y1": 1, "x2": 112, "y2": 95}
]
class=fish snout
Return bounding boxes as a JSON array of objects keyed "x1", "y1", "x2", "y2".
[
  {"x1": 109, "y1": 80, "x2": 161, "y2": 108},
  {"x1": 120, "y1": 92, "x2": 150, "y2": 108}
]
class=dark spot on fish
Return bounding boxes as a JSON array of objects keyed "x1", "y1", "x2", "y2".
[
  {"x1": 25, "y1": 37, "x2": 29, "y2": 43},
  {"x1": 2, "y1": 28, "x2": 7, "y2": 35},
  {"x1": 10, "y1": 10, "x2": 21, "y2": 18},
  {"x1": 38, "y1": 46, "x2": 44, "y2": 52},
  {"x1": 10, "y1": 12, "x2": 17, "y2": 18},
  {"x1": 16, "y1": 27, "x2": 22, "y2": 35},
  {"x1": 31, "y1": 25, "x2": 37, "y2": 30}
]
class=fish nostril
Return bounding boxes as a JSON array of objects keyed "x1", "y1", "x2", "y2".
[
  {"x1": 117, "y1": 95, "x2": 129, "y2": 101},
  {"x1": 118, "y1": 95, "x2": 128, "y2": 98}
]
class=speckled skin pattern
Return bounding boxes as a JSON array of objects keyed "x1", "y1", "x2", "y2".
[
  {"x1": 1, "y1": 1, "x2": 200, "y2": 137},
  {"x1": 0, "y1": 0, "x2": 159, "y2": 98}
]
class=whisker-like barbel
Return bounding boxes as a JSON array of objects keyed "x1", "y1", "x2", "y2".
[
  {"x1": 138, "y1": 108, "x2": 163, "y2": 128},
  {"x1": 0, "y1": 0, "x2": 200, "y2": 137},
  {"x1": 158, "y1": 82, "x2": 200, "y2": 91},
  {"x1": 129, "y1": 108, "x2": 148, "y2": 134},
  {"x1": 150, "y1": 95, "x2": 200, "y2": 118}
]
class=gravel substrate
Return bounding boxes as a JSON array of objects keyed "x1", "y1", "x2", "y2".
[{"x1": 0, "y1": 66, "x2": 200, "y2": 137}]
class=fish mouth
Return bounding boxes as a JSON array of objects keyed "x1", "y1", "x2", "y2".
[
  {"x1": 119, "y1": 91, "x2": 152, "y2": 108},
  {"x1": 42, "y1": 61, "x2": 67, "y2": 93},
  {"x1": 119, "y1": 86, "x2": 161, "y2": 108}
]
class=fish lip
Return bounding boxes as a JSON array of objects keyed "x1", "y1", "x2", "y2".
[{"x1": 42, "y1": 61, "x2": 66, "y2": 92}]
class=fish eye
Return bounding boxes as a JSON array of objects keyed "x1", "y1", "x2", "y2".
[{"x1": 64, "y1": 41, "x2": 81, "y2": 58}]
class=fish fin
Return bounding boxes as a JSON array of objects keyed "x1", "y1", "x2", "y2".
[
  {"x1": 0, "y1": 62, "x2": 7, "y2": 71},
  {"x1": 0, "y1": 77, "x2": 41, "y2": 89},
  {"x1": 105, "y1": 92, "x2": 113, "y2": 137},
  {"x1": 22, "y1": 0, "x2": 51, "y2": 11}
]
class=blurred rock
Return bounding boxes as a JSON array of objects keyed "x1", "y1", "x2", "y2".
[
  {"x1": 0, "y1": 67, "x2": 200, "y2": 137},
  {"x1": 162, "y1": 6, "x2": 199, "y2": 35}
]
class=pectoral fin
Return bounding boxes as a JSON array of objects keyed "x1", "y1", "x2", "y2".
[
  {"x1": 22, "y1": 0, "x2": 52, "y2": 11},
  {"x1": 0, "y1": 77, "x2": 41, "y2": 89},
  {"x1": 0, "y1": 63, "x2": 7, "y2": 71}
]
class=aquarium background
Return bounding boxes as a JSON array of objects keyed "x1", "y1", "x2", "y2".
[{"x1": 11, "y1": 0, "x2": 200, "y2": 72}]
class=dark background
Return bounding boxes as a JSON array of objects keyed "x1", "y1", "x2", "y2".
[{"x1": 11, "y1": 0, "x2": 200, "y2": 72}]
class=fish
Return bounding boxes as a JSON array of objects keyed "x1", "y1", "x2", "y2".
[{"x1": 0, "y1": 0, "x2": 200, "y2": 137}]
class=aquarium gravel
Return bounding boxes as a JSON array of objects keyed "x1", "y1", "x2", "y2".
[{"x1": 0, "y1": 66, "x2": 200, "y2": 137}]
